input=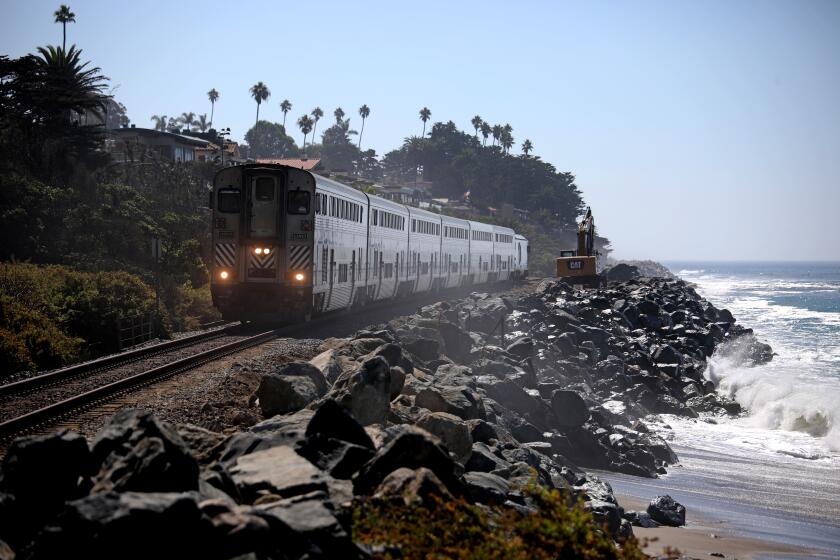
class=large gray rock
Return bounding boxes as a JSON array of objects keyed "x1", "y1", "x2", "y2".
[
  {"x1": 353, "y1": 428, "x2": 465, "y2": 497},
  {"x1": 91, "y1": 409, "x2": 199, "y2": 494},
  {"x1": 373, "y1": 467, "x2": 453, "y2": 505},
  {"x1": 463, "y1": 471, "x2": 510, "y2": 504},
  {"x1": 258, "y1": 374, "x2": 321, "y2": 417},
  {"x1": 551, "y1": 390, "x2": 590, "y2": 428},
  {"x1": 647, "y1": 494, "x2": 686, "y2": 527},
  {"x1": 415, "y1": 385, "x2": 484, "y2": 420},
  {"x1": 415, "y1": 411, "x2": 473, "y2": 464},
  {"x1": 230, "y1": 445, "x2": 326, "y2": 503},
  {"x1": 30, "y1": 492, "x2": 204, "y2": 559},
  {"x1": 327, "y1": 356, "x2": 392, "y2": 425},
  {"x1": 259, "y1": 491, "x2": 364, "y2": 558}
]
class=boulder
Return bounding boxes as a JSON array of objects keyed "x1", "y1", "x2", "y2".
[
  {"x1": 230, "y1": 445, "x2": 326, "y2": 503},
  {"x1": 622, "y1": 510, "x2": 660, "y2": 528},
  {"x1": 30, "y1": 492, "x2": 204, "y2": 559},
  {"x1": 309, "y1": 348, "x2": 346, "y2": 386},
  {"x1": 464, "y1": 442, "x2": 509, "y2": 473},
  {"x1": 259, "y1": 491, "x2": 364, "y2": 558},
  {"x1": 463, "y1": 472, "x2": 510, "y2": 505},
  {"x1": 550, "y1": 390, "x2": 590, "y2": 428},
  {"x1": 327, "y1": 356, "x2": 392, "y2": 425},
  {"x1": 353, "y1": 428, "x2": 465, "y2": 497},
  {"x1": 647, "y1": 494, "x2": 686, "y2": 527},
  {"x1": 304, "y1": 399, "x2": 374, "y2": 449},
  {"x1": 257, "y1": 374, "x2": 321, "y2": 417},
  {"x1": 505, "y1": 337, "x2": 534, "y2": 359},
  {"x1": 373, "y1": 467, "x2": 453, "y2": 505},
  {"x1": 415, "y1": 386, "x2": 484, "y2": 420},
  {"x1": 91, "y1": 409, "x2": 199, "y2": 494},
  {"x1": 416, "y1": 412, "x2": 473, "y2": 464}
]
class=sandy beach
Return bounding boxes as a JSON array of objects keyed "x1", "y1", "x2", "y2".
[
  {"x1": 616, "y1": 494, "x2": 807, "y2": 559},
  {"x1": 597, "y1": 430, "x2": 840, "y2": 559}
]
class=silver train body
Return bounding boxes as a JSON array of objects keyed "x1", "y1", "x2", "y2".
[{"x1": 210, "y1": 164, "x2": 529, "y2": 321}]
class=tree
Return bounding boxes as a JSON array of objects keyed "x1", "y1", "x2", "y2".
[
  {"x1": 179, "y1": 111, "x2": 196, "y2": 131},
  {"x1": 150, "y1": 115, "x2": 167, "y2": 131},
  {"x1": 522, "y1": 139, "x2": 533, "y2": 156},
  {"x1": 419, "y1": 107, "x2": 431, "y2": 137},
  {"x1": 310, "y1": 107, "x2": 323, "y2": 142},
  {"x1": 334, "y1": 107, "x2": 345, "y2": 123},
  {"x1": 297, "y1": 114, "x2": 314, "y2": 155},
  {"x1": 501, "y1": 124, "x2": 514, "y2": 153},
  {"x1": 491, "y1": 124, "x2": 502, "y2": 146},
  {"x1": 471, "y1": 115, "x2": 482, "y2": 137},
  {"x1": 244, "y1": 120, "x2": 298, "y2": 159},
  {"x1": 280, "y1": 99, "x2": 292, "y2": 128},
  {"x1": 196, "y1": 114, "x2": 209, "y2": 132},
  {"x1": 54, "y1": 5, "x2": 76, "y2": 51},
  {"x1": 249, "y1": 82, "x2": 270, "y2": 125},
  {"x1": 207, "y1": 88, "x2": 219, "y2": 126},
  {"x1": 358, "y1": 104, "x2": 370, "y2": 149},
  {"x1": 480, "y1": 122, "x2": 491, "y2": 146}
]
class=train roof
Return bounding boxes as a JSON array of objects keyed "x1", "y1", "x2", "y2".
[{"x1": 313, "y1": 174, "x2": 367, "y2": 202}]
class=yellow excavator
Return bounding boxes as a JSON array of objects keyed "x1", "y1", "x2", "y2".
[{"x1": 556, "y1": 207, "x2": 600, "y2": 287}]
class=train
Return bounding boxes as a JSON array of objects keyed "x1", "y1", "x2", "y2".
[{"x1": 210, "y1": 164, "x2": 529, "y2": 321}]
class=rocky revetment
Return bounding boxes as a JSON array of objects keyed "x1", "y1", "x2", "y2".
[{"x1": 0, "y1": 276, "x2": 771, "y2": 559}]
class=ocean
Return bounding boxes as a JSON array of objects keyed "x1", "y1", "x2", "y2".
[{"x1": 601, "y1": 261, "x2": 840, "y2": 557}]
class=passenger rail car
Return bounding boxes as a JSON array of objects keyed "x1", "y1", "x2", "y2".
[{"x1": 210, "y1": 164, "x2": 529, "y2": 321}]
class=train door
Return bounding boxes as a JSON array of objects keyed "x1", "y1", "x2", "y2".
[{"x1": 249, "y1": 176, "x2": 279, "y2": 238}]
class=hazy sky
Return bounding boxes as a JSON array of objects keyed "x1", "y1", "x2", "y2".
[{"x1": 2, "y1": 0, "x2": 839, "y2": 261}]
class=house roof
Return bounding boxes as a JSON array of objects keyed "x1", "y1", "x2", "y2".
[{"x1": 256, "y1": 158, "x2": 322, "y2": 170}]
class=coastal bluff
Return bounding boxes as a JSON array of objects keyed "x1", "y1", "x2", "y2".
[{"x1": 0, "y1": 276, "x2": 771, "y2": 558}]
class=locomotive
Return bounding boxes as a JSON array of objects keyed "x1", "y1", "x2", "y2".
[{"x1": 210, "y1": 164, "x2": 529, "y2": 321}]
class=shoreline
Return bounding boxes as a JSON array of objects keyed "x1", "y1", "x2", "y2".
[{"x1": 615, "y1": 494, "x2": 806, "y2": 560}]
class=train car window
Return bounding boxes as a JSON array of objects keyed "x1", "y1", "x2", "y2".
[
  {"x1": 217, "y1": 189, "x2": 240, "y2": 213},
  {"x1": 338, "y1": 264, "x2": 348, "y2": 283},
  {"x1": 255, "y1": 178, "x2": 274, "y2": 201},
  {"x1": 321, "y1": 248, "x2": 328, "y2": 283},
  {"x1": 287, "y1": 191, "x2": 310, "y2": 214}
]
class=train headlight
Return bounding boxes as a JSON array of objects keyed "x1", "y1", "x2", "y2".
[
  {"x1": 219, "y1": 270, "x2": 229, "y2": 280},
  {"x1": 254, "y1": 247, "x2": 263, "y2": 255},
  {"x1": 294, "y1": 272, "x2": 305, "y2": 282},
  {"x1": 264, "y1": 247, "x2": 271, "y2": 255}
]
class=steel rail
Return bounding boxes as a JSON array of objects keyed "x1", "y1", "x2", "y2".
[
  {"x1": 0, "y1": 323, "x2": 237, "y2": 398},
  {"x1": 0, "y1": 329, "x2": 277, "y2": 440}
]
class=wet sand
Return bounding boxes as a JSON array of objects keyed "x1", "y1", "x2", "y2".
[
  {"x1": 616, "y1": 494, "x2": 807, "y2": 559},
  {"x1": 596, "y1": 437, "x2": 840, "y2": 559}
]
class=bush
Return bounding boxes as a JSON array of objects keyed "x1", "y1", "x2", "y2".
[
  {"x1": 0, "y1": 262, "x2": 161, "y2": 376},
  {"x1": 353, "y1": 485, "x2": 647, "y2": 560}
]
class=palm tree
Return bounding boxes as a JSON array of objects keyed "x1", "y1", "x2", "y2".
[
  {"x1": 280, "y1": 99, "x2": 292, "y2": 129},
  {"x1": 480, "y1": 122, "x2": 491, "y2": 146},
  {"x1": 196, "y1": 114, "x2": 210, "y2": 132},
  {"x1": 297, "y1": 114, "x2": 314, "y2": 155},
  {"x1": 491, "y1": 124, "x2": 502, "y2": 146},
  {"x1": 334, "y1": 107, "x2": 345, "y2": 123},
  {"x1": 249, "y1": 82, "x2": 270, "y2": 125},
  {"x1": 150, "y1": 115, "x2": 168, "y2": 131},
  {"x1": 54, "y1": 5, "x2": 76, "y2": 51},
  {"x1": 33, "y1": 46, "x2": 107, "y2": 119},
  {"x1": 358, "y1": 104, "x2": 370, "y2": 149},
  {"x1": 179, "y1": 111, "x2": 196, "y2": 131},
  {"x1": 471, "y1": 115, "x2": 482, "y2": 137},
  {"x1": 501, "y1": 126, "x2": 514, "y2": 153},
  {"x1": 521, "y1": 139, "x2": 533, "y2": 156},
  {"x1": 419, "y1": 107, "x2": 431, "y2": 137},
  {"x1": 310, "y1": 107, "x2": 323, "y2": 142},
  {"x1": 207, "y1": 88, "x2": 219, "y2": 126}
]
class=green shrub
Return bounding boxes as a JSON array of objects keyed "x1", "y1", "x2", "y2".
[
  {"x1": 0, "y1": 262, "x2": 162, "y2": 375},
  {"x1": 173, "y1": 281, "x2": 221, "y2": 331},
  {"x1": 352, "y1": 485, "x2": 647, "y2": 560}
]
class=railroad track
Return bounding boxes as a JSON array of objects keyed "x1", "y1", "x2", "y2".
[
  {"x1": 0, "y1": 280, "x2": 535, "y2": 449},
  {"x1": 0, "y1": 324, "x2": 277, "y2": 443}
]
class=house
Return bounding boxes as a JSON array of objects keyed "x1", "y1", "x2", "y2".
[
  {"x1": 196, "y1": 141, "x2": 244, "y2": 164},
  {"x1": 255, "y1": 158, "x2": 324, "y2": 171},
  {"x1": 108, "y1": 126, "x2": 210, "y2": 162}
]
